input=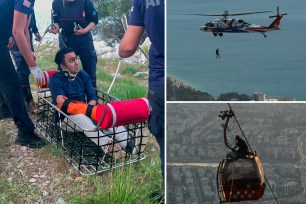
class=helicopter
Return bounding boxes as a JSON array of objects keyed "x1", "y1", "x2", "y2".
[{"x1": 186, "y1": 7, "x2": 287, "y2": 38}]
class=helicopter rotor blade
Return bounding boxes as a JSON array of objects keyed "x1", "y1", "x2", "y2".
[
  {"x1": 181, "y1": 14, "x2": 226, "y2": 17},
  {"x1": 181, "y1": 10, "x2": 272, "y2": 17},
  {"x1": 227, "y1": 11, "x2": 272, "y2": 16},
  {"x1": 269, "y1": 13, "x2": 287, "y2": 18}
]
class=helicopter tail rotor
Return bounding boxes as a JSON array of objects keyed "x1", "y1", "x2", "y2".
[
  {"x1": 269, "y1": 6, "x2": 287, "y2": 18},
  {"x1": 267, "y1": 6, "x2": 287, "y2": 29}
]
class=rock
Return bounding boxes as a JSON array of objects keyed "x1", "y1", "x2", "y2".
[
  {"x1": 141, "y1": 37, "x2": 151, "y2": 48},
  {"x1": 7, "y1": 177, "x2": 12, "y2": 183},
  {"x1": 134, "y1": 71, "x2": 148, "y2": 77},
  {"x1": 57, "y1": 198, "x2": 65, "y2": 204},
  {"x1": 29, "y1": 178, "x2": 37, "y2": 183},
  {"x1": 45, "y1": 48, "x2": 53, "y2": 53},
  {"x1": 43, "y1": 190, "x2": 48, "y2": 197}
]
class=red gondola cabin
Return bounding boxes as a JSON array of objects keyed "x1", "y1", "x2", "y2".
[{"x1": 217, "y1": 156, "x2": 265, "y2": 202}]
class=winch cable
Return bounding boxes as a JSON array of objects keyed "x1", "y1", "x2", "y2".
[
  {"x1": 90, "y1": 59, "x2": 122, "y2": 132},
  {"x1": 37, "y1": 9, "x2": 67, "y2": 52},
  {"x1": 227, "y1": 103, "x2": 254, "y2": 153},
  {"x1": 227, "y1": 103, "x2": 279, "y2": 204},
  {"x1": 121, "y1": 14, "x2": 149, "y2": 60}
]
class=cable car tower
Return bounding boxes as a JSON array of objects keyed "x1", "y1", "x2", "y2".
[{"x1": 217, "y1": 104, "x2": 279, "y2": 203}]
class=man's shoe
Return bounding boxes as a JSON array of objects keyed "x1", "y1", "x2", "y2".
[
  {"x1": 15, "y1": 132, "x2": 46, "y2": 148},
  {"x1": 125, "y1": 137, "x2": 135, "y2": 155}
]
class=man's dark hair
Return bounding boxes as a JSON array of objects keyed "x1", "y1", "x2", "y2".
[{"x1": 54, "y1": 47, "x2": 75, "y2": 66}]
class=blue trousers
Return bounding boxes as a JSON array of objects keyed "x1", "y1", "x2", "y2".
[
  {"x1": 148, "y1": 85, "x2": 165, "y2": 178},
  {"x1": 0, "y1": 40, "x2": 35, "y2": 133},
  {"x1": 10, "y1": 50, "x2": 31, "y2": 87}
]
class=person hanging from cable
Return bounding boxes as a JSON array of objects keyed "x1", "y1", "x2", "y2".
[{"x1": 216, "y1": 48, "x2": 220, "y2": 59}]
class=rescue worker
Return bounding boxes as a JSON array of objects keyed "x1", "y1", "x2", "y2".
[
  {"x1": 51, "y1": 0, "x2": 98, "y2": 88},
  {"x1": 9, "y1": 9, "x2": 42, "y2": 113},
  {"x1": 0, "y1": 0, "x2": 46, "y2": 148},
  {"x1": 216, "y1": 48, "x2": 220, "y2": 59},
  {"x1": 234, "y1": 135, "x2": 250, "y2": 158},
  {"x1": 118, "y1": 0, "x2": 165, "y2": 178},
  {"x1": 118, "y1": 0, "x2": 165, "y2": 201}
]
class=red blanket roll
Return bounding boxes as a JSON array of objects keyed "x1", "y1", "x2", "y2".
[
  {"x1": 40, "y1": 70, "x2": 58, "y2": 88},
  {"x1": 96, "y1": 98, "x2": 149, "y2": 129}
]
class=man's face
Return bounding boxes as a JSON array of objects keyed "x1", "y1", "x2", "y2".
[{"x1": 61, "y1": 52, "x2": 79, "y2": 75}]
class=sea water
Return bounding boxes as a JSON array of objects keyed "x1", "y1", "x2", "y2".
[{"x1": 167, "y1": 0, "x2": 306, "y2": 100}]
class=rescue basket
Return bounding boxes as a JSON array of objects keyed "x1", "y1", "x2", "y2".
[{"x1": 36, "y1": 89, "x2": 149, "y2": 175}]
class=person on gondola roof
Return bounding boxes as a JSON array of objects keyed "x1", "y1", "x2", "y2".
[
  {"x1": 234, "y1": 135, "x2": 252, "y2": 159},
  {"x1": 228, "y1": 135, "x2": 252, "y2": 159}
]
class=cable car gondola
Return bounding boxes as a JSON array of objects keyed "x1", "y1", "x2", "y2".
[{"x1": 217, "y1": 108, "x2": 265, "y2": 203}]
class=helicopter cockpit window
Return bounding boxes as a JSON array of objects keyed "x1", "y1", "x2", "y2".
[{"x1": 238, "y1": 19, "x2": 244, "y2": 24}]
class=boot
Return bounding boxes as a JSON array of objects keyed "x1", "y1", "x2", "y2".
[{"x1": 15, "y1": 131, "x2": 46, "y2": 148}]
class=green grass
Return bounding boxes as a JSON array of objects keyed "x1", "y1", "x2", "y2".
[
  {"x1": 0, "y1": 177, "x2": 42, "y2": 204},
  {"x1": 121, "y1": 66, "x2": 139, "y2": 76},
  {"x1": 68, "y1": 156, "x2": 163, "y2": 204}
]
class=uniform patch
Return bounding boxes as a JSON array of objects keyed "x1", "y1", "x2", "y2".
[
  {"x1": 82, "y1": 11, "x2": 85, "y2": 17},
  {"x1": 146, "y1": 0, "x2": 160, "y2": 9},
  {"x1": 23, "y1": 0, "x2": 31, "y2": 8}
]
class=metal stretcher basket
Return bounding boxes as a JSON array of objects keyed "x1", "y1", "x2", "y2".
[{"x1": 36, "y1": 89, "x2": 148, "y2": 175}]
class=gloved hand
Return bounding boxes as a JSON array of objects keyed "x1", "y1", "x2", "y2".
[
  {"x1": 113, "y1": 44, "x2": 122, "y2": 59},
  {"x1": 29, "y1": 66, "x2": 45, "y2": 87}
]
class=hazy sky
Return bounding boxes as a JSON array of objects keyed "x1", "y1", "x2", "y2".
[{"x1": 35, "y1": 0, "x2": 52, "y2": 17}]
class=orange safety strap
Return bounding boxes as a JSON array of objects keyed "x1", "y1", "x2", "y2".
[{"x1": 56, "y1": 100, "x2": 97, "y2": 121}]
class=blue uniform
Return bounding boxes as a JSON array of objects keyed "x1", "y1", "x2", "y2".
[
  {"x1": 49, "y1": 70, "x2": 97, "y2": 105},
  {"x1": 10, "y1": 10, "x2": 39, "y2": 106},
  {"x1": 52, "y1": 0, "x2": 98, "y2": 88},
  {"x1": 129, "y1": 0, "x2": 164, "y2": 86},
  {"x1": 129, "y1": 0, "x2": 165, "y2": 177},
  {"x1": 11, "y1": 10, "x2": 38, "y2": 52},
  {"x1": 0, "y1": 0, "x2": 35, "y2": 132}
]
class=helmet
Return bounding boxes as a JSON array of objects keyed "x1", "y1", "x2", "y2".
[{"x1": 235, "y1": 135, "x2": 240, "y2": 140}]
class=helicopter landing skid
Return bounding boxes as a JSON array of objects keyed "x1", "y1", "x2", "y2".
[{"x1": 213, "y1": 32, "x2": 223, "y2": 37}]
